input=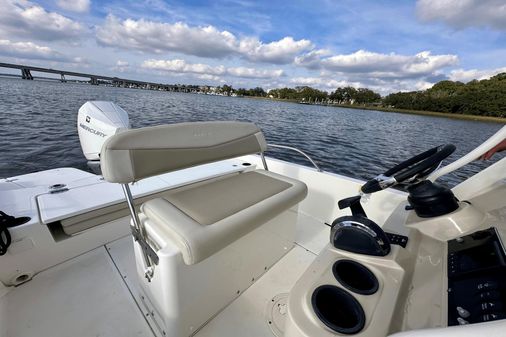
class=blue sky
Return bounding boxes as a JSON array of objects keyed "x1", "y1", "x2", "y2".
[{"x1": 0, "y1": 0, "x2": 505, "y2": 94}]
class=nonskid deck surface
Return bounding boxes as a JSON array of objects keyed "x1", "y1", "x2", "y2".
[
  {"x1": 0, "y1": 242, "x2": 154, "y2": 337},
  {"x1": 1, "y1": 212, "x2": 329, "y2": 337}
]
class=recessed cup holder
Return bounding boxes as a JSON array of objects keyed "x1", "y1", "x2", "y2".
[
  {"x1": 333, "y1": 260, "x2": 379, "y2": 295},
  {"x1": 311, "y1": 285, "x2": 365, "y2": 335}
]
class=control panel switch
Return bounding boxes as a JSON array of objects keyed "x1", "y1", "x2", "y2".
[
  {"x1": 479, "y1": 291, "x2": 501, "y2": 301},
  {"x1": 477, "y1": 281, "x2": 499, "y2": 291},
  {"x1": 480, "y1": 302, "x2": 503, "y2": 312},
  {"x1": 456, "y1": 317, "x2": 469, "y2": 325},
  {"x1": 456, "y1": 306, "x2": 470, "y2": 318},
  {"x1": 482, "y1": 313, "x2": 506, "y2": 322}
]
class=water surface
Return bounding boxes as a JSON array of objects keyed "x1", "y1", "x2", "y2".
[{"x1": 0, "y1": 78, "x2": 504, "y2": 188}]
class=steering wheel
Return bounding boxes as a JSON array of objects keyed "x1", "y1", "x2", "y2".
[{"x1": 361, "y1": 144, "x2": 456, "y2": 194}]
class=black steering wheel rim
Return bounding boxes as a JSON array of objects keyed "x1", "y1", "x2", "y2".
[{"x1": 361, "y1": 144, "x2": 456, "y2": 194}]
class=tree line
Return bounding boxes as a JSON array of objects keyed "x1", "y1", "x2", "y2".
[
  {"x1": 233, "y1": 85, "x2": 381, "y2": 104},
  {"x1": 383, "y1": 73, "x2": 505, "y2": 117},
  {"x1": 215, "y1": 72, "x2": 506, "y2": 118}
]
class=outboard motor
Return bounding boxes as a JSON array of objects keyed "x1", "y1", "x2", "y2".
[{"x1": 77, "y1": 101, "x2": 130, "y2": 173}]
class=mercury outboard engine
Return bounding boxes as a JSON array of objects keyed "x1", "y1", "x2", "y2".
[{"x1": 77, "y1": 101, "x2": 130, "y2": 173}]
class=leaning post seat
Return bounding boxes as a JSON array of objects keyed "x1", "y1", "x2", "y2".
[{"x1": 101, "y1": 121, "x2": 307, "y2": 336}]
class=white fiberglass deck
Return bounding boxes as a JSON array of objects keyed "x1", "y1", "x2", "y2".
[{"x1": 0, "y1": 212, "x2": 329, "y2": 337}]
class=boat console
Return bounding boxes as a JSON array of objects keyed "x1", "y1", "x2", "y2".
[
  {"x1": 286, "y1": 219, "x2": 506, "y2": 336},
  {"x1": 284, "y1": 143, "x2": 506, "y2": 336}
]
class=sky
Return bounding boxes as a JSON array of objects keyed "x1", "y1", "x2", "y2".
[{"x1": 0, "y1": 0, "x2": 505, "y2": 94}]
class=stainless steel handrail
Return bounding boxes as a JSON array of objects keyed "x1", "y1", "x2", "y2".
[{"x1": 267, "y1": 143, "x2": 323, "y2": 172}]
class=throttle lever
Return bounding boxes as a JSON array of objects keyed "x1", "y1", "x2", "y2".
[{"x1": 338, "y1": 195, "x2": 367, "y2": 218}]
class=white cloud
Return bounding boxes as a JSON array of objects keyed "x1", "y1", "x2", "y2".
[
  {"x1": 197, "y1": 74, "x2": 223, "y2": 82},
  {"x1": 449, "y1": 67, "x2": 506, "y2": 82},
  {"x1": 113, "y1": 60, "x2": 130, "y2": 72},
  {"x1": 320, "y1": 50, "x2": 458, "y2": 78},
  {"x1": 416, "y1": 0, "x2": 506, "y2": 30},
  {"x1": 289, "y1": 76, "x2": 361, "y2": 90},
  {"x1": 227, "y1": 67, "x2": 284, "y2": 78},
  {"x1": 295, "y1": 49, "x2": 458, "y2": 81},
  {"x1": 56, "y1": 0, "x2": 90, "y2": 13},
  {"x1": 96, "y1": 15, "x2": 311, "y2": 64},
  {"x1": 141, "y1": 59, "x2": 284, "y2": 79},
  {"x1": 97, "y1": 16, "x2": 237, "y2": 58},
  {"x1": 295, "y1": 49, "x2": 332, "y2": 69},
  {"x1": 72, "y1": 56, "x2": 88, "y2": 65},
  {"x1": 0, "y1": 1, "x2": 84, "y2": 41},
  {"x1": 142, "y1": 59, "x2": 225, "y2": 75},
  {"x1": 0, "y1": 39, "x2": 67, "y2": 60},
  {"x1": 238, "y1": 37, "x2": 312, "y2": 64},
  {"x1": 413, "y1": 80, "x2": 435, "y2": 91}
]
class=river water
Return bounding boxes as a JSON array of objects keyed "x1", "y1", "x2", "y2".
[{"x1": 0, "y1": 77, "x2": 504, "y2": 188}]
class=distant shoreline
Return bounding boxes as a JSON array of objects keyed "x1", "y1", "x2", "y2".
[
  {"x1": 244, "y1": 96, "x2": 506, "y2": 124},
  {"x1": 1, "y1": 76, "x2": 503, "y2": 123}
]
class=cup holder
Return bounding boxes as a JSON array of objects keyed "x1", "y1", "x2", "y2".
[
  {"x1": 333, "y1": 260, "x2": 379, "y2": 295},
  {"x1": 311, "y1": 285, "x2": 365, "y2": 334}
]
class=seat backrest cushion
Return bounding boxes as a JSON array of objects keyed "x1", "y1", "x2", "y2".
[{"x1": 101, "y1": 121, "x2": 267, "y2": 183}]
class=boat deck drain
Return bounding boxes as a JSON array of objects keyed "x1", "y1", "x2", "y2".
[{"x1": 266, "y1": 293, "x2": 289, "y2": 337}]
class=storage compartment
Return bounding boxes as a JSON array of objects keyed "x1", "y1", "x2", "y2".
[
  {"x1": 137, "y1": 208, "x2": 298, "y2": 336},
  {"x1": 333, "y1": 260, "x2": 379, "y2": 295},
  {"x1": 311, "y1": 285, "x2": 365, "y2": 334}
]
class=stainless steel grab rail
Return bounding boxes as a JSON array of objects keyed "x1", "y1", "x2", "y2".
[{"x1": 267, "y1": 144, "x2": 323, "y2": 172}]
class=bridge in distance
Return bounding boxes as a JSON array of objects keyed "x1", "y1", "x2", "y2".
[{"x1": 0, "y1": 62, "x2": 194, "y2": 92}]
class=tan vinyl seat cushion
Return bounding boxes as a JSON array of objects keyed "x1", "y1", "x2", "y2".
[{"x1": 141, "y1": 170, "x2": 307, "y2": 265}]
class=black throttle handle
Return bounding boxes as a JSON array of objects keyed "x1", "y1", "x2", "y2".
[{"x1": 338, "y1": 195, "x2": 367, "y2": 218}]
